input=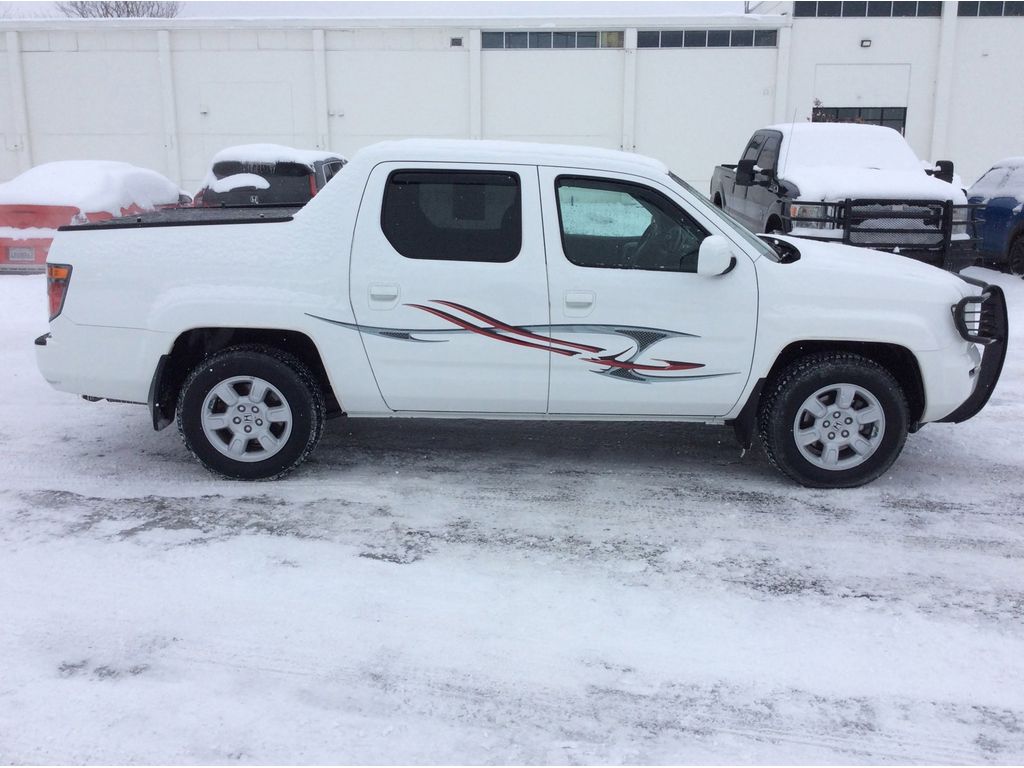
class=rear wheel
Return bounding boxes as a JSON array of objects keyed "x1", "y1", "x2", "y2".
[
  {"x1": 758, "y1": 353, "x2": 908, "y2": 488},
  {"x1": 177, "y1": 345, "x2": 325, "y2": 480}
]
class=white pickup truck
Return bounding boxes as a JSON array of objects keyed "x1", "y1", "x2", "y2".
[{"x1": 35, "y1": 140, "x2": 1007, "y2": 488}]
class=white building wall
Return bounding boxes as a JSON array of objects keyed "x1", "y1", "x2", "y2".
[
  {"x1": 482, "y1": 49, "x2": 626, "y2": 148},
  {"x1": 325, "y1": 27, "x2": 471, "y2": 151},
  {"x1": 0, "y1": 33, "x2": 18, "y2": 183},
  {"x1": 0, "y1": 12, "x2": 1020, "y2": 193},
  {"x1": 782, "y1": 17, "x2": 942, "y2": 160},
  {"x1": 947, "y1": 17, "x2": 1024, "y2": 183},
  {"x1": 170, "y1": 29, "x2": 320, "y2": 187},
  {"x1": 18, "y1": 31, "x2": 167, "y2": 173},
  {"x1": 634, "y1": 47, "x2": 778, "y2": 187}
]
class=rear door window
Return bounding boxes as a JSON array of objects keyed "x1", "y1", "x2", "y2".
[{"x1": 381, "y1": 170, "x2": 522, "y2": 262}]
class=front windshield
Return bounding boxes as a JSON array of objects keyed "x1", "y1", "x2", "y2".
[{"x1": 668, "y1": 172, "x2": 779, "y2": 262}]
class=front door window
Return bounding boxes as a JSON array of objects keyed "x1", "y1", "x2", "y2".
[{"x1": 555, "y1": 176, "x2": 708, "y2": 272}]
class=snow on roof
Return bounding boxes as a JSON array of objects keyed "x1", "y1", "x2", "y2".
[
  {"x1": 990, "y1": 157, "x2": 1024, "y2": 169},
  {"x1": 768, "y1": 123, "x2": 923, "y2": 174},
  {"x1": 761, "y1": 123, "x2": 965, "y2": 203},
  {"x1": 349, "y1": 139, "x2": 670, "y2": 176},
  {"x1": 209, "y1": 144, "x2": 345, "y2": 170},
  {"x1": 0, "y1": 161, "x2": 180, "y2": 215},
  {"x1": 968, "y1": 162, "x2": 1024, "y2": 204},
  {"x1": 209, "y1": 173, "x2": 271, "y2": 193}
]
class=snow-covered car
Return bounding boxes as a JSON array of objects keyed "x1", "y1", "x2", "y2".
[
  {"x1": 35, "y1": 140, "x2": 1007, "y2": 488},
  {"x1": 710, "y1": 123, "x2": 977, "y2": 270},
  {"x1": 0, "y1": 161, "x2": 184, "y2": 272},
  {"x1": 967, "y1": 157, "x2": 1024, "y2": 275},
  {"x1": 192, "y1": 144, "x2": 347, "y2": 208}
]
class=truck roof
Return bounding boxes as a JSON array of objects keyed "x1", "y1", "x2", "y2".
[{"x1": 349, "y1": 139, "x2": 670, "y2": 176}]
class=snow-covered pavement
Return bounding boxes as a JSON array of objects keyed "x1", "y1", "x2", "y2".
[{"x1": 1, "y1": 269, "x2": 1023, "y2": 764}]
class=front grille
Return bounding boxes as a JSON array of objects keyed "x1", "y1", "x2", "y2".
[{"x1": 845, "y1": 200, "x2": 947, "y2": 249}]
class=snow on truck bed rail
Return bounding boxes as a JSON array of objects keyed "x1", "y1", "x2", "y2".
[{"x1": 0, "y1": 161, "x2": 180, "y2": 215}]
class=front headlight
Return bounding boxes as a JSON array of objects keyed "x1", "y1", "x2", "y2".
[
  {"x1": 789, "y1": 203, "x2": 835, "y2": 230},
  {"x1": 951, "y1": 206, "x2": 972, "y2": 237}
]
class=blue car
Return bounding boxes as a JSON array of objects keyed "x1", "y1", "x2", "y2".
[{"x1": 968, "y1": 158, "x2": 1024, "y2": 275}]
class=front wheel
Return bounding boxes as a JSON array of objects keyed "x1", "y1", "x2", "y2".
[
  {"x1": 1008, "y1": 235, "x2": 1024, "y2": 276},
  {"x1": 758, "y1": 353, "x2": 908, "y2": 488},
  {"x1": 177, "y1": 345, "x2": 325, "y2": 480}
]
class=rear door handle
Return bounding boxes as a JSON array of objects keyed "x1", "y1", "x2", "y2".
[
  {"x1": 564, "y1": 290, "x2": 595, "y2": 317},
  {"x1": 565, "y1": 290, "x2": 594, "y2": 308},
  {"x1": 369, "y1": 283, "x2": 400, "y2": 309}
]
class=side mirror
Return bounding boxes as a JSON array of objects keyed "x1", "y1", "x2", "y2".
[
  {"x1": 735, "y1": 158, "x2": 755, "y2": 187},
  {"x1": 934, "y1": 160, "x2": 955, "y2": 184},
  {"x1": 697, "y1": 235, "x2": 736, "y2": 276}
]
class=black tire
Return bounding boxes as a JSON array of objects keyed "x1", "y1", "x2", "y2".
[
  {"x1": 176, "y1": 345, "x2": 325, "y2": 480},
  {"x1": 758, "y1": 353, "x2": 909, "y2": 489},
  {"x1": 1008, "y1": 235, "x2": 1024, "y2": 276}
]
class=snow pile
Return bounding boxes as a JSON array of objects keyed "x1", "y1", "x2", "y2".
[
  {"x1": 0, "y1": 226, "x2": 57, "y2": 241},
  {"x1": 770, "y1": 123, "x2": 967, "y2": 203},
  {"x1": 209, "y1": 173, "x2": 271, "y2": 193},
  {"x1": 0, "y1": 161, "x2": 180, "y2": 215}
]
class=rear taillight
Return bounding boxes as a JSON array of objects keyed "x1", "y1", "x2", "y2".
[
  {"x1": 309, "y1": 174, "x2": 318, "y2": 197},
  {"x1": 47, "y1": 263, "x2": 72, "y2": 320}
]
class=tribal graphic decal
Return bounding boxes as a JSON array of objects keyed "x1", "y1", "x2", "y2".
[{"x1": 308, "y1": 300, "x2": 737, "y2": 383}]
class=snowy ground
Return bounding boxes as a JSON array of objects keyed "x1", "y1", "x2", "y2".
[{"x1": 1, "y1": 269, "x2": 1023, "y2": 764}]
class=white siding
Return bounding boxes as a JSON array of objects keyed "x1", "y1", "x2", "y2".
[{"x1": 0, "y1": 12, "x2": 1020, "y2": 192}]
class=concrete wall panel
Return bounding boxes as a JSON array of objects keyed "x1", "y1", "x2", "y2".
[
  {"x1": 635, "y1": 48, "x2": 777, "y2": 189},
  {"x1": 482, "y1": 50, "x2": 624, "y2": 150}
]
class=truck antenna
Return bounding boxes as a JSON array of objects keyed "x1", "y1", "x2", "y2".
[{"x1": 779, "y1": 107, "x2": 799, "y2": 177}]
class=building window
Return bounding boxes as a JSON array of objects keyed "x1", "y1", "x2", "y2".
[
  {"x1": 707, "y1": 29, "x2": 731, "y2": 46},
  {"x1": 481, "y1": 30, "x2": 624, "y2": 49},
  {"x1": 637, "y1": 30, "x2": 661, "y2": 47},
  {"x1": 529, "y1": 31, "x2": 551, "y2": 48},
  {"x1": 637, "y1": 28, "x2": 779, "y2": 48},
  {"x1": 958, "y1": 0, "x2": 1024, "y2": 14},
  {"x1": 683, "y1": 30, "x2": 707, "y2": 47},
  {"x1": 795, "y1": 0, "x2": 942, "y2": 15},
  {"x1": 812, "y1": 106, "x2": 908, "y2": 134},
  {"x1": 381, "y1": 171, "x2": 522, "y2": 263}
]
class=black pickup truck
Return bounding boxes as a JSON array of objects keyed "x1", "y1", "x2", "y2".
[{"x1": 710, "y1": 123, "x2": 978, "y2": 270}]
